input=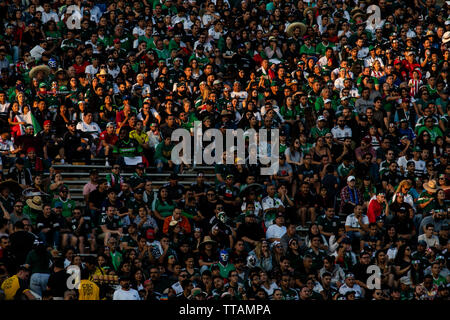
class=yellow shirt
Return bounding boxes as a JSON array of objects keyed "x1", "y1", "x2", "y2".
[
  {"x1": 78, "y1": 279, "x2": 100, "y2": 300},
  {"x1": 1, "y1": 275, "x2": 30, "y2": 300},
  {"x1": 129, "y1": 130, "x2": 149, "y2": 145}
]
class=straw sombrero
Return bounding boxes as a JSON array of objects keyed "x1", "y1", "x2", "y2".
[
  {"x1": 97, "y1": 69, "x2": 108, "y2": 77},
  {"x1": 26, "y1": 196, "x2": 43, "y2": 211},
  {"x1": 220, "y1": 110, "x2": 233, "y2": 117},
  {"x1": 29, "y1": 65, "x2": 51, "y2": 79},
  {"x1": 352, "y1": 12, "x2": 366, "y2": 21},
  {"x1": 423, "y1": 179, "x2": 439, "y2": 193},
  {"x1": 303, "y1": 7, "x2": 314, "y2": 17},
  {"x1": 286, "y1": 22, "x2": 307, "y2": 37},
  {"x1": 199, "y1": 236, "x2": 217, "y2": 248}
]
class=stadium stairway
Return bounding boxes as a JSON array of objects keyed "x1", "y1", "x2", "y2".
[
  {"x1": 46, "y1": 158, "x2": 216, "y2": 204},
  {"x1": 42, "y1": 158, "x2": 348, "y2": 240}
]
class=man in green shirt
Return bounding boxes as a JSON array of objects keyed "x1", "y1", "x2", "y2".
[
  {"x1": 299, "y1": 36, "x2": 315, "y2": 55},
  {"x1": 310, "y1": 116, "x2": 331, "y2": 140},
  {"x1": 51, "y1": 186, "x2": 76, "y2": 219},
  {"x1": 417, "y1": 179, "x2": 438, "y2": 214}
]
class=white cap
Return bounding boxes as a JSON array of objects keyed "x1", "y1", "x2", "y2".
[
  {"x1": 324, "y1": 99, "x2": 332, "y2": 104},
  {"x1": 443, "y1": 31, "x2": 450, "y2": 44},
  {"x1": 317, "y1": 115, "x2": 326, "y2": 122},
  {"x1": 347, "y1": 175, "x2": 356, "y2": 182}
]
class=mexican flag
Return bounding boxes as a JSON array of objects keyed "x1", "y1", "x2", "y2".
[
  {"x1": 24, "y1": 112, "x2": 42, "y2": 134},
  {"x1": 13, "y1": 113, "x2": 42, "y2": 137}
]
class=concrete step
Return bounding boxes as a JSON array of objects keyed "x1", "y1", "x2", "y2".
[
  {"x1": 51, "y1": 164, "x2": 216, "y2": 172},
  {"x1": 44, "y1": 172, "x2": 216, "y2": 178}
]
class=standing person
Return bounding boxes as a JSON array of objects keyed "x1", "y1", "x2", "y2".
[
  {"x1": 24, "y1": 241, "x2": 53, "y2": 298},
  {"x1": 46, "y1": 258, "x2": 69, "y2": 300}
]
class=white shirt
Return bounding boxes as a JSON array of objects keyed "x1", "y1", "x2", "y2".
[
  {"x1": 113, "y1": 288, "x2": 140, "y2": 300},
  {"x1": 266, "y1": 224, "x2": 287, "y2": 240},
  {"x1": 230, "y1": 91, "x2": 248, "y2": 108},
  {"x1": 171, "y1": 281, "x2": 184, "y2": 296},
  {"x1": 0, "y1": 102, "x2": 10, "y2": 113},
  {"x1": 108, "y1": 66, "x2": 120, "y2": 79},
  {"x1": 147, "y1": 130, "x2": 162, "y2": 148},
  {"x1": 345, "y1": 214, "x2": 369, "y2": 229},
  {"x1": 331, "y1": 125, "x2": 352, "y2": 141},
  {"x1": 339, "y1": 283, "x2": 362, "y2": 299},
  {"x1": 0, "y1": 138, "x2": 15, "y2": 152},
  {"x1": 418, "y1": 234, "x2": 440, "y2": 249},
  {"x1": 85, "y1": 64, "x2": 99, "y2": 79},
  {"x1": 76, "y1": 121, "x2": 101, "y2": 138},
  {"x1": 357, "y1": 47, "x2": 369, "y2": 59},
  {"x1": 202, "y1": 13, "x2": 217, "y2": 27},
  {"x1": 412, "y1": 159, "x2": 426, "y2": 176},
  {"x1": 397, "y1": 156, "x2": 410, "y2": 172},
  {"x1": 132, "y1": 26, "x2": 146, "y2": 37},
  {"x1": 30, "y1": 45, "x2": 46, "y2": 61},
  {"x1": 42, "y1": 11, "x2": 59, "y2": 24}
]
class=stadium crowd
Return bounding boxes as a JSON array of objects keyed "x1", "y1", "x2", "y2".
[{"x1": 0, "y1": 0, "x2": 449, "y2": 301}]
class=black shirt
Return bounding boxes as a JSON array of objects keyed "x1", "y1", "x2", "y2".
[
  {"x1": 47, "y1": 270, "x2": 69, "y2": 297},
  {"x1": 9, "y1": 230, "x2": 37, "y2": 265}
]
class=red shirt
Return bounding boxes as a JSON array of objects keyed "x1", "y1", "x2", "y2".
[
  {"x1": 99, "y1": 131, "x2": 118, "y2": 145},
  {"x1": 72, "y1": 61, "x2": 90, "y2": 76},
  {"x1": 367, "y1": 197, "x2": 382, "y2": 223}
]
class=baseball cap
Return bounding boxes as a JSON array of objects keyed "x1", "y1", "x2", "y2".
[
  {"x1": 146, "y1": 228, "x2": 155, "y2": 240},
  {"x1": 106, "y1": 122, "x2": 115, "y2": 128},
  {"x1": 417, "y1": 240, "x2": 427, "y2": 247},
  {"x1": 136, "y1": 162, "x2": 145, "y2": 169},
  {"x1": 347, "y1": 176, "x2": 356, "y2": 182},
  {"x1": 43, "y1": 120, "x2": 51, "y2": 126},
  {"x1": 317, "y1": 115, "x2": 326, "y2": 122},
  {"x1": 54, "y1": 202, "x2": 63, "y2": 208}
]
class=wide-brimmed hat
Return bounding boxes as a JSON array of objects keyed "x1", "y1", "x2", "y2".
[
  {"x1": 97, "y1": 69, "x2": 108, "y2": 77},
  {"x1": 26, "y1": 196, "x2": 43, "y2": 211},
  {"x1": 220, "y1": 110, "x2": 232, "y2": 117},
  {"x1": 199, "y1": 236, "x2": 217, "y2": 248},
  {"x1": 352, "y1": 12, "x2": 366, "y2": 21},
  {"x1": 303, "y1": 7, "x2": 314, "y2": 17},
  {"x1": 423, "y1": 179, "x2": 439, "y2": 193},
  {"x1": 443, "y1": 31, "x2": 450, "y2": 44},
  {"x1": 29, "y1": 65, "x2": 51, "y2": 79},
  {"x1": 286, "y1": 22, "x2": 307, "y2": 37},
  {"x1": 0, "y1": 179, "x2": 23, "y2": 195}
]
